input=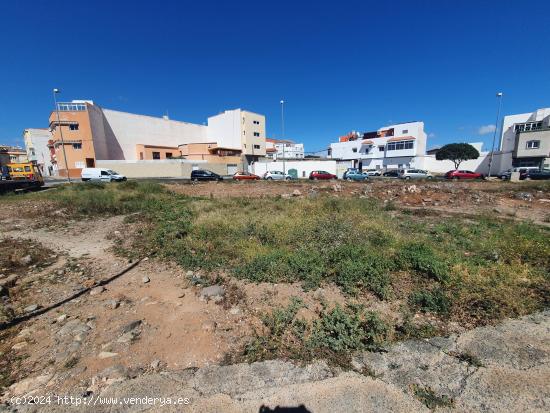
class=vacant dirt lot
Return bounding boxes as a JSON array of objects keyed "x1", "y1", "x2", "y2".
[{"x1": 0, "y1": 179, "x2": 548, "y2": 411}]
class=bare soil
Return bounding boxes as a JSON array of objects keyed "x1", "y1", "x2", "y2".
[{"x1": 0, "y1": 179, "x2": 548, "y2": 399}]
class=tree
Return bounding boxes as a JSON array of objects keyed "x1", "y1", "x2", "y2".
[{"x1": 435, "y1": 143, "x2": 480, "y2": 170}]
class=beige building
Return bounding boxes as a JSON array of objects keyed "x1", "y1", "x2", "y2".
[{"x1": 47, "y1": 101, "x2": 268, "y2": 177}]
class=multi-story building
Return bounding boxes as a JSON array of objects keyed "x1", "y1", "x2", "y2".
[
  {"x1": 329, "y1": 121, "x2": 427, "y2": 170},
  {"x1": 499, "y1": 108, "x2": 550, "y2": 169},
  {"x1": 265, "y1": 139, "x2": 304, "y2": 160},
  {"x1": 47, "y1": 101, "x2": 266, "y2": 177},
  {"x1": 23, "y1": 128, "x2": 54, "y2": 176},
  {"x1": 0, "y1": 146, "x2": 28, "y2": 166}
]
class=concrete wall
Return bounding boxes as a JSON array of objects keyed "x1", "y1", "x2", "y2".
[
  {"x1": 251, "y1": 160, "x2": 338, "y2": 179},
  {"x1": 95, "y1": 160, "x2": 232, "y2": 178},
  {"x1": 416, "y1": 151, "x2": 512, "y2": 175},
  {"x1": 207, "y1": 110, "x2": 242, "y2": 150},
  {"x1": 515, "y1": 129, "x2": 550, "y2": 158},
  {"x1": 99, "y1": 109, "x2": 209, "y2": 160}
]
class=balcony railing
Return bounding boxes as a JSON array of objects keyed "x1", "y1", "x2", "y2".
[{"x1": 56, "y1": 103, "x2": 87, "y2": 111}]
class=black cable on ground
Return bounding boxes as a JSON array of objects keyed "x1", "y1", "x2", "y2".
[{"x1": 0, "y1": 259, "x2": 142, "y2": 331}]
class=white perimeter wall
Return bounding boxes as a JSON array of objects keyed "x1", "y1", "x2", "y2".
[
  {"x1": 417, "y1": 151, "x2": 512, "y2": 175},
  {"x1": 251, "y1": 160, "x2": 338, "y2": 179}
]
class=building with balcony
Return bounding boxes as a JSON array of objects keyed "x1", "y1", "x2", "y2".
[
  {"x1": 499, "y1": 108, "x2": 550, "y2": 169},
  {"x1": 265, "y1": 139, "x2": 304, "y2": 160},
  {"x1": 47, "y1": 101, "x2": 267, "y2": 177},
  {"x1": 329, "y1": 121, "x2": 427, "y2": 170},
  {"x1": 23, "y1": 128, "x2": 54, "y2": 175},
  {"x1": 0, "y1": 146, "x2": 28, "y2": 167}
]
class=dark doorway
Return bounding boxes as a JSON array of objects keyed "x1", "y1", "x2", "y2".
[{"x1": 85, "y1": 158, "x2": 95, "y2": 167}]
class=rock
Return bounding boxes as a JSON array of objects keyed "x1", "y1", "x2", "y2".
[
  {"x1": 56, "y1": 314, "x2": 67, "y2": 323},
  {"x1": 19, "y1": 255, "x2": 32, "y2": 266},
  {"x1": 12, "y1": 342, "x2": 28, "y2": 350},
  {"x1": 56, "y1": 269, "x2": 65, "y2": 276},
  {"x1": 90, "y1": 286, "x2": 105, "y2": 296},
  {"x1": 73, "y1": 333, "x2": 87, "y2": 342},
  {"x1": 281, "y1": 193, "x2": 292, "y2": 199},
  {"x1": 538, "y1": 198, "x2": 550, "y2": 203},
  {"x1": 9, "y1": 374, "x2": 52, "y2": 396},
  {"x1": 422, "y1": 198, "x2": 433, "y2": 203},
  {"x1": 177, "y1": 292, "x2": 186, "y2": 298},
  {"x1": 117, "y1": 331, "x2": 138, "y2": 344},
  {"x1": 292, "y1": 189, "x2": 302, "y2": 197},
  {"x1": 57, "y1": 319, "x2": 90, "y2": 337},
  {"x1": 151, "y1": 359, "x2": 161, "y2": 369},
  {"x1": 142, "y1": 276, "x2": 150, "y2": 283},
  {"x1": 24, "y1": 304, "x2": 39, "y2": 313},
  {"x1": 186, "y1": 270, "x2": 194, "y2": 277},
  {"x1": 98, "y1": 351, "x2": 118, "y2": 359},
  {"x1": 201, "y1": 321, "x2": 217, "y2": 332},
  {"x1": 0, "y1": 285, "x2": 7, "y2": 296},
  {"x1": 99, "y1": 365, "x2": 129, "y2": 380},
  {"x1": 308, "y1": 190, "x2": 319, "y2": 199},
  {"x1": 515, "y1": 192, "x2": 533, "y2": 202},
  {"x1": 121, "y1": 320, "x2": 142, "y2": 334},
  {"x1": 105, "y1": 299, "x2": 120, "y2": 309},
  {"x1": 113, "y1": 230, "x2": 121, "y2": 236},
  {"x1": 332, "y1": 184, "x2": 342, "y2": 192},
  {"x1": 200, "y1": 285, "x2": 225, "y2": 299},
  {"x1": 229, "y1": 307, "x2": 241, "y2": 315}
]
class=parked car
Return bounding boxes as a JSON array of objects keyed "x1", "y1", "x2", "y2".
[
  {"x1": 444, "y1": 170, "x2": 484, "y2": 180},
  {"x1": 233, "y1": 172, "x2": 260, "y2": 181},
  {"x1": 343, "y1": 168, "x2": 368, "y2": 181},
  {"x1": 364, "y1": 169, "x2": 381, "y2": 176},
  {"x1": 499, "y1": 167, "x2": 539, "y2": 180},
  {"x1": 382, "y1": 170, "x2": 399, "y2": 178},
  {"x1": 309, "y1": 170, "x2": 337, "y2": 180},
  {"x1": 523, "y1": 169, "x2": 550, "y2": 180},
  {"x1": 399, "y1": 169, "x2": 434, "y2": 180},
  {"x1": 263, "y1": 171, "x2": 292, "y2": 181},
  {"x1": 190, "y1": 169, "x2": 223, "y2": 181},
  {"x1": 81, "y1": 168, "x2": 127, "y2": 182}
]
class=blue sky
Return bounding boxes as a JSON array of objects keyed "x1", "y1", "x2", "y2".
[{"x1": 1, "y1": 0, "x2": 548, "y2": 152}]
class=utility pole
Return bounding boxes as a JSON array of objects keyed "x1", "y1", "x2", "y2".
[
  {"x1": 52, "y1": 88, "x2": 72, "y2": 183},
  {"x1": 487, "y1": 92, "x2": 503, "y2": 178},
  {"x1": 280, "y1": 100, "x2": 285, "y2": 175}
]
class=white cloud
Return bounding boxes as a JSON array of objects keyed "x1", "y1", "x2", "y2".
[
  {"x1": 478, "y1": 124, "x2": 496, "y2": 135},
  {"x1": 428, "y1": 132, "x2": 436, "y2": 138}
]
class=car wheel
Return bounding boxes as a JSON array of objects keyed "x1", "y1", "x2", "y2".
[
  {"x1": 285, "y1": 177, "x2": 291, "y2": 181},
  {"x1": 313, "y1": 177, "x2": 318, "y2": 181},
  {"x1": 452, "y1": 177, "x2": 459, "y2": 181},
  {"x1": 405, "y1": 176, "x2": 411, "y2": 180},
  {"x1": 426, "y1": 176, "x2": 433, "y2": 180},
  {"x1": 525, "y1": 176, "x2": 532, "y2": 181},
  {"x1": 267, "y1": 177, "x2": 273, "y2": 180}
]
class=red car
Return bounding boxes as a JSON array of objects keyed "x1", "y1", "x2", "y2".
[
  {"x1": 233, "y1": 172, "x2": 260, "y2": 181},
  {"x1": 444, "y1": 170, "x2": 484, "y2": 180},
  {"x1": 309, "y1": 170, "x2": 337, "y2": 180}
]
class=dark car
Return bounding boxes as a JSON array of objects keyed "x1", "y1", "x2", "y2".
[
  {"x1": 191, "y1": 169, "x2": 223, "y2": 181},
  {"x1": 383, "y1": 170, "x2": 399, "y2": 178},
  {"x1": 523, "y1": 169, "x2": 550, "y2": 180},
  {"x1": 444, "y1": 170, "x2": 484, "y2": 180},
  {"x1": 309, "y1": 170, "x2": 337, "y2": 180}
]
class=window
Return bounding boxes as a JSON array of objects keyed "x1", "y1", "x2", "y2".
[
  {"x1": 515, "y1": 122, "x2": 543, "y2": 133},
  {"x1": 69, "y1": 124, "x2": 79, "y2": 131},
  {"x1": 72, "y1": 143, "x2": 82, "y2": 149},
  {"x1": 166, "y1": 152, "x2": 173, "y2": 158},
  {"x1": 402, "y1": 129, "x2": 408, "y2": 134},
  {"x1": 253, "y1": 132, "x2": 260, "y2": 137},
  {"x1": 152, "y1": 152, "x2": 161, "y2": 159},
  {"x1": 352, "y1": 148, "x2": 358, "y2": 153},
  {"x1": 57, "y1": 103, "x2": 86, "y2": 111},
  {"x1": 253, "y1": 144, "x2": 261, "y2": 149},
  {"x1": 253, "y1": 120, "x2": 260, "y2": 125},
  {"x1": 378, "y1": 145, "x2": 385, "y2": 152},
  {"x1": 386, "y1": 140, "x2": 414, "y2": 151},
  {"x1": 101, "y1": 171, "x2": 109, "y2": 176},
  {"x1": 526, "y1": 140, "x2": 540, "y2": 149}
]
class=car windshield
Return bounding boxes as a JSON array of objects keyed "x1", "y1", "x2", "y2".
[{"x1": 106, "y1": 170, "x2": 118, "y2": 175}]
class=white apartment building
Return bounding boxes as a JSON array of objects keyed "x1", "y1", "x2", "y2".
[
  {"x1": 499, "y1": 107, "x2": 550, "y2": 170},
  {"x1": 329, "y1": 121, "x2": 427, "y2": 170},
  {"x1": 23, "y1": 128, "x2": 53, "y2": 175},
  {"x1": 265, "y1": 139, "x2": 304, "y2": 160}
]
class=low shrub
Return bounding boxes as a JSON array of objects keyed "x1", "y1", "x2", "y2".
[{"x1": 409, "y1": 288, "x2": 451, "y2": 314}]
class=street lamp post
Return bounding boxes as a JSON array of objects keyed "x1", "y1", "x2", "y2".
[
  {"x1": 52, "y1": 89, "x2": 72, "y2": 183},
  {"x1": 487, "y1": 92, "x2": 503, "y2": 178},
  {"x1": 280, "y1": 99, "x2": 285, "y2": 175}
]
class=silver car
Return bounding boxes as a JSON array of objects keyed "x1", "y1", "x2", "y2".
[
  {"x1": 263, "y1": 171, "x2": 292, "y2": 181},
  {"x1": 398, "y1": 169, "x2": 434, "y2": 180}
]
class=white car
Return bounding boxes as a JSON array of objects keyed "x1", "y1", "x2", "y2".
[
  {"x1": 263, "y1": 171, "x2": 292, "y2": 181},
  {"x1": 81, "y1": 168, "x2": 127, "y2": 182},
  {"x1": 364, "y1": 169, "x2": 382, "y2": 176},
  {"x1": 398, "y1": 169, "x2": 434, "y2": 180}
]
